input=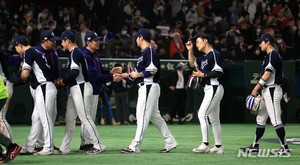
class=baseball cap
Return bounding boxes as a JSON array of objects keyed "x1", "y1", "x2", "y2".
[
  {"x1": 133, "y1": 28, "x2": 151, "y2": 40},
  {"x1": 40, "y1": 30, "x2": 61, "y2": 42},
  {"x1": 84, "y1": 31, "x2": 102, "y2": 42},
  {"x1": 255, "y1": 33, "x2": 275, "y2": 43},
  {"x1": 59, "y1": 30, "x2": 75, "y2": 41},
  {"x1": 190, "y1": 32, "x2": 211, "y2": 43},
  {"x1": 13, "y1": 35, "x2": 29, "y2": 47}
]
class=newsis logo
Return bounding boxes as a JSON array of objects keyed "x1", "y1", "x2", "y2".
[{"x1": 237, "y1": 149, "x2": 292, "y2": 158}]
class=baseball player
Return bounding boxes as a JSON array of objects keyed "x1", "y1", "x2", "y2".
[
  {"x1": 80, "y1": 31, "x2": 122, "y2": 151},
  {"x1": 240, "y1": 33, "x2": 290, "y2": 155},
  {"x1": 14, "y1": 35, "x2": 57, "y2": 155},
  {"x1": 56, "y1": 30, "x2": 105, "y2": 154},
  {"x1": 0, "y1": 50, "x2": 22, "y2": 142},
  {"x1": 32, "y1": 30, "x2": 61, "y2": 153},
  {"x1": 121, "y1": 28, "x2": 177, "y2": 154},
  {"x1": 185, "y1": 32, "x2": 224, "y2": 154},
  {"x1": 0, "y1": 76, "x2": 22, "y2": 163}
]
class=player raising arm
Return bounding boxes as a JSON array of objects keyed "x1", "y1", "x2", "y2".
[{"x1": 186, "y1": 32, "x2": 224, "y2": 154}]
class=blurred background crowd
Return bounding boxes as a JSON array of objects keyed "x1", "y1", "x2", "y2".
[{"x1": 0, "y1": 0, "x2": 299, "y2": 61}]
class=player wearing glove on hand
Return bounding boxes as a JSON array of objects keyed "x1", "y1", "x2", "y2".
[
  {"x1": 186, "y1": 32, "x2": 224, "y2": 154},
  {"x1": 240, "y1": 33, "x2": 290, "y2": 155}
]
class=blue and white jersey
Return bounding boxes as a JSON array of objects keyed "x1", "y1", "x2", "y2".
[
  {"x1": 22, "y1": 47, "x2": 53, "y2": 89},
  {"x1": 135, "y1": 46, "x2": 160, "y2": 84},
  {"x1": 35, "y1": 44, "x2": 61, "y2": 81},
  {"x1": 63, "y1": 47, "x2": 89, "y2": 87},
  {"x1": 196, "y1": 49, "x2": 223, "y2": 86},
  {"x1": 261, "y1": 49, "x2": 282, "y2": 86}
]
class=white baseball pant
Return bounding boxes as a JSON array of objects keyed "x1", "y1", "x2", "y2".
[
  {"x1": 256, "y1": 85, "x2": 283, "y2": 126},
  {"x1": 35, "y1": 90, "x2": 58, "y2": 149},
  {"x1": 80, "y1": 94, "x2": 98, "y2": 146},
  {"x1": 128, "y1": 83, "x2": 176, "y2": 152},
  {"x1": 24, "y1": 82, "x2": 57, "y2": 152},
  {"x1": 60, "y1": 82, "x2": 105, "y2": 153},
  {"x1": 0, "y1": 81, "x2": 14, "y2": 142},
  {"x1": 198, "y1": 84, "x2": 224, "y2": 146}
]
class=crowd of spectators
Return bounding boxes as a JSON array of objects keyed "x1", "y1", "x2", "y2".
[{"x1": 0, "y1": 0, "x2": 299, "y2": 61}]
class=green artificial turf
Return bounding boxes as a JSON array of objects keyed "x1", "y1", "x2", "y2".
[{"x1": 8, "y1": 123, "x2": 300, "y2": 165}]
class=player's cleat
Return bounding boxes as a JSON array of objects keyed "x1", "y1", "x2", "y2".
[
  {"x1": 53, "y1": 146, "x2": 62, "y2": 155},
  {"x1": 274, "y1": 147, "x2": 291, "y2": 155},
  {"x1": 86, "y1": 148, "x2": 105, "y2": 154},
  {"x1": 33, "y1": 150, "x2": 52, "y2": 155},
  {"x1": 0, "y1": 153, "x2": 5, "y2": 164},
  {"x1": 192, "y1": 143, "x2": 210, "y2": 153},
  {"x1": 4, "y1": 143, "x2": 22, "y2": 163},
  {"x1": 79, "y1": 144, "x2": 94, "y2": 152},
  {"x1": 19, "y1": 148, "x2": 35, "y2": 155},
  {"x1": 121, "y1": 147, "x2": 135, "y2": 154},
  {"x1": 160, "y1": 142, "x2": 178, "y2": 153},
  {"x1": 210, "y1": 146, "x2": 224, "y2": 154},
  {"x1": 34, "y1": 146, "x2": 43, "y2": 152},
  {"x1": 240, "y1": 144, "x2": 259, "y2": 153}
]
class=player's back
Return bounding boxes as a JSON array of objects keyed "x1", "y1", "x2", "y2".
[{"x1": 65, "y1": 47, "x2": 89, "y2": 87}]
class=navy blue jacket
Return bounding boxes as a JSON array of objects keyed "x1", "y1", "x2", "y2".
[{"x1": 81, "y1": 47, "x2": 113, "y2": 95}]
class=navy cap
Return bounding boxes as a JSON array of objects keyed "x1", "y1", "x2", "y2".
[
  {"x1": 40, "y1": 30, "x2": 61, "y2": 42},
  {"x1": 255, "y1": 33, "x2": 275, "y2": 43},
  {"x1": 85, "y1": 31, "x2": 102, "y2": 42},
  {"x1": 133, "y1": 28, "x2": 151, "y2": 40},
  {"x1": 13, "y1": 35, "x2": 29, "y2": 47},
  {"x1": 190, "y1": 32, "x2": 210, "y2": 43},
  {"x1": 59, "y1": 30, "x2": 75, "y2": 41}
]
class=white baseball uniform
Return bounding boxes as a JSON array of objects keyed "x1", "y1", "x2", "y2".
[
  {"x1": 59, "y1": 47, "x2": 105, "y2": 153},
  {"x1": 195, "y1": 49, "x2": 224, "y2": 146},
  {"x1": 22, "y1": 47, "x2": 57, "y2": 153},
  {"x1": 254, "y1": 49, "x2": 288, "y2": 148},
  {"x1": 127, "y1": 46, "x2": 177, "y2": 152}
]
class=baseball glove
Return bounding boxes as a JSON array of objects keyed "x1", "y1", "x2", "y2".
[
  {"x1": 187, "y1": 76, "x2": 201, "y2": 89},
  {"x1": 245, "y1": 95, "x2": 262, "y2": 111}
]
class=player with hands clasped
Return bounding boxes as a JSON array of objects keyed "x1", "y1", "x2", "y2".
[
  {"x1": 240, "y1": 33, "x2": 290, "y2": 155},
  {"x1": 14, "y1": 35, "x2": 57, "y2": 155},
  {"x1": 186, "y1": 32, "x2": 224, "y2": 154},
  {"x1": 57, "y1": 31, "x2": 105, "y2": 154},
  {"x1": 121, "y1": 28, "x2": 177, "y2": 154},
  {"x1": 79, "y1": 31, "x2": 122, "y2": 152}
]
